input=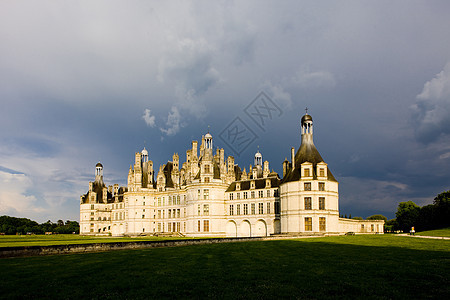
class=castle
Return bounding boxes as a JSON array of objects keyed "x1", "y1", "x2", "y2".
[{"x1": 80, "y1": 113, "x2": 384, "y2": 236}]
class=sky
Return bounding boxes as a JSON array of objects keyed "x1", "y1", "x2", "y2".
[{"x1": 1, "y1": 0, "x2": 450, "y2": 222}]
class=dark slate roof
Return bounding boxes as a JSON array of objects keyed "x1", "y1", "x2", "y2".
[
  {"x1": 213, "y1": 161, "x2": 221, "y2": 179},
  {"x1": 226, "y1": 177, "x2": 281, "y2": 192},
  {"x1": 96, "y1": 162, "x2": 103, "y2": 167},
  {"x1": 281, "y1": 142, "x2": 337, "y2": 183},
  {"x1": 234, "y1": 165, "x2": 242, "y2": 181},
  {"x1": 82, "y1": 182, "x2": 127, "y2": 204},
  {"x1": 163, "y1": 162, "x2": 174, "y2": 188}
]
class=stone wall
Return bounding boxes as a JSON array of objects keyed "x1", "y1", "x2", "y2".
[{"x1": 0, "y1": 237, "x2": 266, "y2": 258}]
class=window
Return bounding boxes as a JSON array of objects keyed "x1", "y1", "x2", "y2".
[
  {"x1": 267, "y1": 190, "x2": 271, "y2": 197},
  {"x1": 237, "y1": 204, "x2": 241, "y2": 215},
  {"x1": 158, "y1": 198, "x2": 161, "y2": 206},
  {"x1": 198, "y1": 189, "x2": 201, "y2": 199},
  {"x1": 157, "y1": 210, "x2": 161, "y2": 218},
  {"x1": 229, "y1": 193, "x2": 234, "y2": 200},
  {"x1": 319, "y1": 168, "x2": 325, "y2": 177},
  {"x1": 251, "y1": 191, "x2": 255, "y2": 198},
  {"x1": 168, "y1": 222, "x2": 172, "y2": 232},
  {"x1": 274, "y1": 189, "x2": 279, "y2": 197},
  {"x1": 142, "y1": 214, "x2": 145, "y2": 219},
  {"x1": 158, "y1": 223, "x2": 161, "y2": 232},
  {"x1": 362, "y1": 224, "x2": 365, "y2": 230},
  {"x1": 371, "y1": 224, "x2": 374, "y2": 232},
  {"x1": 243, "y1": 204, "x2": 248, "y2": 215},
  {"x1": 229, "y1": 204, "x2": 234, "y2": 215},
  {"x1": 304, "y1": 168, "x2": 310, "y2": 177},
  {"x1": 205, "y1": 165, "x2": 210, "y2": 173},
  {"x1": 304, "y1": 182, "x2": 311, "y2": 191},
  {"x1": 169, "y1": 196, "x2": 172, "y2": 205},
  {"x1": 236, "y1": 193, "x2": 240, "y2": 200},
  {"x1": 204, "y1": 177, "x2": 210, "y2": 183},
  {"x1": 305, "y1": 217, "x2": 312, "y2": 231},
  {"x1": 251, "y1": 203, "x2": 255, "y2": 214},
  {"x1": 304, "y1": 197, "x2": 312, "y2": 210},
  {"x1": 143, "y1": 201, "x2": 145, "y2": 206},
  {"x1": 319, "y1": 217, "x2": 326, "y2": 231},
  {"x1": 168, "y1": 209, "x2": 171, "y2": 218},
  {"x1": 177, "y1": 209, "x2": 180, "y2": 218},
  {"x1": 203, "y1": 204, "x2": 209, "y2": 216},
  {"x1": 243, "y1": 192, "x2": 248, "y2": 199},
  {"x1": 198, "y1": 220, "x2": 201, "y2": 232},
  {"x1": 203, "y1": 189, "x2": 209, "y2": 200},
  {"x1": 198, "y1": 204, "x2": 201, "y2": 216},
  {"x1": 319, "y1": 197, "x2": 325, "y2": 210},
  {"x1": 203, "y1": 220, "x2": 209, "y2": 232},
  {"x1": 259, "y1": 203, "x2": 264, "y2": 214},
  {"x1": 275, "y1": 202, "x2": 280, "y2": 214},
  {"x1": 91, "y1": 205, "x2": 94, "y2": 210},
  {"x1": 259, "y1": 190, "x2": 264, "y2": 198},
  {"x1": 319, "y1": 182, "x2": 325, "y2": 191},
  {"x1": 267, "y1": 202, "x2": 271, "y2": 214}
]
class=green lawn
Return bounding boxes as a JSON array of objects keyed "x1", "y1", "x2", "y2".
[
  {"x1": 417, "y1": 227, "x2": 450, "y2": 237},
  {"x1": 0, "y1": 235, "x2": 449, "y2": 299},
  {"x1": 0, "y1": 234, "x2": 191, "y2": 247}
]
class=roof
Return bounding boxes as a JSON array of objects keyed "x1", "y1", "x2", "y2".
[
  {"x1": 226, "y1": 176, "x2": 281, "y2": 192},
  {"x1": 301, "y1": 114, "x2": 313, "y2": 123},
  {"x1": 96, "y1": 162, "x2": 103, "y2": 168},
  {"x1": 81, "y1": 182, "x2": 127, "y2": 204},
  {"x1": 281, "y1": 141, "x2": 337, "y2": 183}
]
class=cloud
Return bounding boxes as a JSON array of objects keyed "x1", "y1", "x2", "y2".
[
  {"x1": 262, "y1": 81, "x2": 292, "y2": 109},
  {"x1": 0, "y1": 171, "x2": 42, "y2": 216},
  {"x1": 412, "y1": 62, "x2": 450, "y2": 143},
  {"x1": 158, "y1": 38, "x2": 221, "y2": 99},
  {"x1": 142, "y1": 109, "x2": 156, "y2": 127},
  {"x1": 160, "y1": 106, "x2": 182, "y2": 136},
  {"x1": 339, "y1": 176, "x2": 419, "y2": 217},
  {"x1": 291, "y1": 68, "x2": 337, "y2": 89}
]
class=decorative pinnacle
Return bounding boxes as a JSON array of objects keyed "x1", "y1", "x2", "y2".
[{"x1": 305, "y1": 107, "x2": 308, "y2": 114}]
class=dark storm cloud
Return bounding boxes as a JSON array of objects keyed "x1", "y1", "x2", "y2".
[{"x1": 1, "y1": 0, "x2": 450, "y2": 221}]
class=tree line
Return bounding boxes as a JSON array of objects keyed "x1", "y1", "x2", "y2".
[
  {"x1": 0, "y1": 216, "x2": 79, "y2": 235},
  {"x1": 387, "y1": 191, "x2": 450, "y2": 232}
]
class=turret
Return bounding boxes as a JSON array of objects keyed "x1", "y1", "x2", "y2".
[
  {"x1": 301, "y1": 112, "x2": 314, "y2": 145},
  {"x1": 95, "y1": 162, "x2": 103, "y2": 184}
]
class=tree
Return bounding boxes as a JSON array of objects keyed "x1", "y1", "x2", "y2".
[
  {"x1": 395, "y1": 201, "x2": 420, "y2": 232},
  {"x1": 352, "y1": 216, "x2": 363, "y2": 220},
  {"x1": 367, "y1": 214, "x2": 388, "y2": 222},
  {"x1": 433, "y1": 191, "x2": 450, "y2": 229}
]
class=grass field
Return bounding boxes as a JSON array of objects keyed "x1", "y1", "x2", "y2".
[
  {"x1": 0, "y1": 235, "x2": 449, "y2": 299},
  {"x1": 0, "y1": 234, "x2": 192, "y2": 248},
  {"x1": 417, "y1": 227, "x2": 450, "y2": 237}
]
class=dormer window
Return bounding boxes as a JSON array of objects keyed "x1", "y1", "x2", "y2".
[
  {"x1": 304, "y1": 169, "x2": 310, "y2": 177},
  {"x1": 236, "y1": 183, "x2": 241, "y2": 190},
  {"x1": 204, "y1": 165, "x2": 210, "y2": 173},
  {"x1": 251, "y1": 181, "x2": 255, "y2": 189},
  {"x1": 319, "y1": 168, "x2": 325, "y2": 177}
]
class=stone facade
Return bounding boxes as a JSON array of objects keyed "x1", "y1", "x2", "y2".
[{"x1": 80, "y1": 113, "x2": 384, "y2": 236}]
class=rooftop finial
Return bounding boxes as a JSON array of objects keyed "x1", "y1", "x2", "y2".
[
  {"x1": 208, "y1": 125, "x2": 210, "y2": 133},
  {"x1": 305, "y1": 107, "x2": 308, "y2": 114}
]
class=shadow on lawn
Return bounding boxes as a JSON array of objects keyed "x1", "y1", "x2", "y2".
[{"x1": 0, "y1": 238, "x2": 448, "y2": 299}]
